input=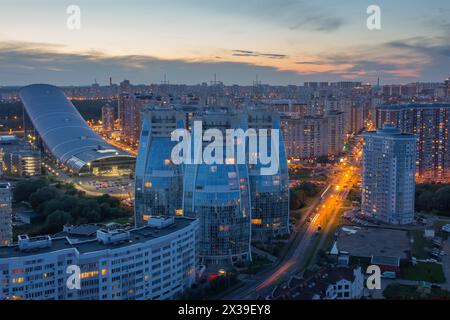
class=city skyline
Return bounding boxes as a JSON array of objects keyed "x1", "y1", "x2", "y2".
[
  {"x1": 2, "y1": 1, "x2": 450, "y2": 304},
  {"x1": 1, "y1": 0, "x2": 449, "y2": 86}
]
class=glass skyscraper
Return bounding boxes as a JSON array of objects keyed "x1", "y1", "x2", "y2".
[
  {"x1": 246, "y1": 110, "x2": 290, "y2": 239},
  {"x1": 134, "y1": 107, "x2": 185, "y2": 226},
  {"x1": 183, "y1": 111, "x2": 252, "y2": 265},
  {"x1": 135, "y1": 106, "x2": 290, "y2": 265}
]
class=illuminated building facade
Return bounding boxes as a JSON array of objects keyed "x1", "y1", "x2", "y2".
[
  {"x1": 134, "y1": 107, "x2": 186, "y2": 227},
  {"x1": 118, "y1": 93, "x2": 152, "y2": 144},
  {"x1": 0, "y1": 217, "x2": 198, "y2": 300},
  {"x1": 0, "y1": 136, "x2": 41, "y2": 177},
  {"x1": 246, "y1": 110, "x2": 289, "y2": 239},
  {"x1": 0, "y1": 182, "x2": 12, "y2": 245},
  {"x1": 20, "y1": 84, "x2": 135, "y2": 177},
  {"x1": 101, "y1": 105, "x2": 115, "y2": 133},
  {"x1": 135, "y1": 106, "x2": 290, "y2": 264},
  {"x1": 377, "y1": 103, "x2": 450, "y2": 183},
  {"x1": 183, "y1": 110, "x2": 252, "y2": 265},
  {"x1": 362, "y1": 125, "x2": 416, "y2": 225}
]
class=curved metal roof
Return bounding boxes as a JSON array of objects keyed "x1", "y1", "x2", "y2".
[{"x1": 20, "y1": 84, "x2": 134, "y2": 172}]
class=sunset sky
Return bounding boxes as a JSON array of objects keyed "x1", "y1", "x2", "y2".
[{"x1": 0, "y1": 0, "x2": 449, "y2": 85}]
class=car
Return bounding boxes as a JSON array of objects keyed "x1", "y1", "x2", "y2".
[
  {"x1": 381, "y1": 271, "x2": 397, "y2": 279},
  {"x1": 431, "y1": 284, "x2": 441, "y2": 289}
]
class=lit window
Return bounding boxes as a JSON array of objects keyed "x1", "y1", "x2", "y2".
[
  {"x1": 225, "y1": 158, "x2": 235, "y2": 165},
  {"x1": 80, "y1": 271, "x2": 99, "y2": 279},
  {"x1": 12, "y1": 277, "x2": 24, "y2": 284},
  {"x1": 252, "y1": 219, "x2": 262, "y2": 225}
]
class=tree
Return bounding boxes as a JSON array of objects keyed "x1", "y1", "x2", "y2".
[
  {"x1": 29, "y1": 186, "x2": 59, "y2": 211},
  {"x1": 96, "y1": 194, "x2": 120, "y2": 207},
  {"x1": 434, "y1": 186, "x2": 450, "y2": 214},
  {"x1": 13, "y1": 178, "x2": 49, "y2": 202},
  {"x1": 42, "y1": 195, "x2": 78, "y2": 217},
  {"x1": 70, "y1": 199, "x2": 101, "y2": 224},
  {"x1": 290, "y1": 190, "x2": 305, "y2": 210},
  {"x1": 415, "y1": 190, "x2": 434, "y2": 212},
  {"x1": 43, "y1": 210, "x2": 72, "y2": 234},
  {"x1": 298, "y1": 182, "x2": 320, "y2": 197}
]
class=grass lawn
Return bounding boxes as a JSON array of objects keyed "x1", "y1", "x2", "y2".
[
  {"x1": 383, "y1": 284, "x2": 450, "y2": 299},
  {"x1": 289, "y1": 169, "x2": 312, "y2": 180},
  {"x1": 401, "y1": 262, "x2": 446, "y2": 283},
  {"x1": 241, "y1": 257, "x2": 272, "y2": 275},
  {"x1": 322, "y1": 208, "x2": 346, "y2": 252},
  {"x1": 409, "y1": 229, "x2": 432, "y2": 259}
]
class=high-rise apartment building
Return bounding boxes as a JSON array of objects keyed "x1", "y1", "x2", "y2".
[
  {"x1": 362, "y1": 125, "x2": 416, "y2": 225},
  {"x1": 282, "y1": 111, "x2": 345, "y2": 159},
  {"x1": 377, "y1": 103, "x2": 450, "y2": 183},
  {"x1": 118, "y1": 93, "x2": 152, "y2": 143},
  {"x1": 101, "y1": 105, "x2": 115, "y2": 133},
  {"x1": 325, "y1": 111, "x2": 345, "y2": 156},
  {"x1": 0, "y1": 182, "x2": 12, "y2": 245}
]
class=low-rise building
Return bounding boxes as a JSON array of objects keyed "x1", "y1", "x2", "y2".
[
  {"x1": 272, "y1": 266, "x2": 364, "y2": 300},
  {"x1": 0, "y1": 135, "x2": 41, "y2": 177}
]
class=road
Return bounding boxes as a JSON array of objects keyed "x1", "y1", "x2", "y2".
[{"x1": 224, "y1": 138, "x2": 363, "y2": 299}]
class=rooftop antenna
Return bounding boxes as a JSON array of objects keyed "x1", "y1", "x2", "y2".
[
  {"x1": 161, "y1": 73, "x2": 169, "y2": 85},
  {"x1": 253, "y1": 74, "x2": 261, "y2": 87},
  {"x1": 211, "y1": 73, "x2": 219, "y2": 86}
]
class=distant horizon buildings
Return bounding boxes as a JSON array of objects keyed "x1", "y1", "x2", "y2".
[
  {"x1": 362, "y1": 125, "x2": 416, "y2": 225},
  {"x1": 377, "y1": 103, "x2": 450, "y2": 183}
]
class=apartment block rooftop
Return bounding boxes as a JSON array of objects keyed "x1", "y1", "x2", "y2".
[{"x1": 0, "y1": 217, "x2": 197, "y2": 259}]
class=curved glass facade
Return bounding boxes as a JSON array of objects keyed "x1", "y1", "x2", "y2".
[
  {"x1": 183, "y1": 155, "x2": 252, "y2": 265},
  {"x1": 247, "y1": 111, "x2": 290, "y2": 239},
  {"x1": 134, "y1": 109, "x2": 185, "y2": 226},
  {"x1": 135, "y1": 106, "x2": 290, "y2": 265},
  {"x1": 19, "y1": 84, "x2": 135, "y2": 175}
]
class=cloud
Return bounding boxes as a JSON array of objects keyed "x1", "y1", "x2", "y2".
[
  {"x1": 302, "y1": 36, "x2": 450, "y2": 83},
  {"x1": 232, "y1": 50, "x2": 288, "y2": 59},
  {"x1": 1, "y1": 35, "x2": 448, "y2": 86},
  {"x1": 0, "y1": 41, "x2": 307, "y2": 86},
  {"x1": 180, "y1": 0, "x2": 346, "y2": 32},
  {"x1": 295, "y1": 61, "x2": 324, "y2": 65},
  {"x1": 288, "y1": 13, "x2": 344, "y2": 32}
]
